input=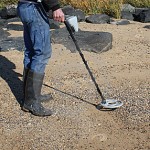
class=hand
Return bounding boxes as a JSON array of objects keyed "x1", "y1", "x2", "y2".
[{"x1": 53, "y1": 8, "x2": 65, "y2": 22}]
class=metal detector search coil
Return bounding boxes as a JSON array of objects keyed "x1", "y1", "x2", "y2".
[{"x1": 100, "y1": 99, "x2": 123, "y2": 109}]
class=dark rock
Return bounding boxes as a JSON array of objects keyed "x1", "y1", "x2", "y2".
[
  {"x1": 86, "y1": 14, "x2": 110, "y2": 24},
  {"x1": 0, "y1": 27, "x2": 24, "y2": 51},
  {"x1": 6, "y1": 24, "x2": 23, "y2": 31},
  {"x1": 121, "y1": 4, "x2": 135, "y2": 20},
  {"x1": 134, "y1": 8, "x2": 149, "y2": 15},
  {"x1": 110, "y1": 18, "x2": 115, "y2": 22},
  {"x1": 6, "y1": 5, "x2": 17, "y2": 18},
  {"x1": 110, "y1": 19, "x2": 130, "y2": 25},
  {"x1": 143, "y1": 25, "x2": 150, "y2": 29},
  {"x1": 74, "y1": 9, "x2": 85, "y2": 22},
  {"x1": 62, "y1": 5, "x2": 75, "y2": 15},
  {"x1": 0, "y1": 7, "x2": 7, "y2": 19},
  {"x1": 6, "y1": 17, "x2": 21, "y2": 23},
  {"x1": 49, "y1": 19, "x2": 60, "y2": 29},
  {"x1": 51, "y1": 28, "x2": 112, "y2": 53},
  {"x1": 0, "y1": 28, "x2": 10, "y2": 39},
  {"x1": 133, "y1": 9, "x2": 150, "y2": 23},
  {"x1": 0, "y1": 37, "x2": 24, "y2": 51},
  {"x1": 62, "y1": 5, "x2": 85, "y2": 22},
  {"x1": 121, "y1": 4, "x2": 135, "y2": 13},
  {"x1": 121, "y1": 11, "x2": 134, "y2": 20},
  {"x1": 117, "y1": 19, "x2": 130, "y2": 25},
  {"x1": 0, "y1": 5, "x2": 17, "y2": 19},
  {"x1": 0, "y1": 19, "x2": 7, "y2": 27}
]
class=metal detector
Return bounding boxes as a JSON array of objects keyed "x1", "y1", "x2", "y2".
[
  {"x1": 64, "y1": 20, "x2": 123, "y2": 109},
  {"x1": 39, "y1": 0, "x2": 123, "y2": 109}
]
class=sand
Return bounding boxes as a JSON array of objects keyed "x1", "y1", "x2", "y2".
[{"x1": 0, "y1": 21, "x2": 150, "y2": 150}]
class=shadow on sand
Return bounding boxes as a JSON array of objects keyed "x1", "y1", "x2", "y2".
[
  {"x1": 0, "y1": 55, "x2": 23, "y2": 106},
  {"x1": 43, "y1": 83, "x2": 116, "y2": 111}
]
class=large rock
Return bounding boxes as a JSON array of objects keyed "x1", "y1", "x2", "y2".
[
  {"x1": 6, "y1": 17, "x2": 21, "y2": 23},
  {"x1": 6, "y1": 24, "x2": 23, "y2": 31},
  {"x1": 110, "y1": 19, "x2": 130, "y2": 25},
  {"x1": 51, "y1": 28, "x2": 112, "y2": 53},
  {"x1": 0, "y1": 28, "x2": 10, "y2": 39},
  {"x1": 0, "y1": 37, "x2": 24, "y2": 51},
  {"x1": 144, "y1": 25, "x2": 150, "y2": 29},
  {"x1": 0, "y1": 25, "x2": 24, "y2": 51},
  {"x1": 49, "y1": 19, "x2": 60, "y2": 29},
  {"x1": 121, "y1": 4, "x2": 135, "y2": 13},
  {"x1": 0, "y1": 19, "x2": 7, "y2": 27},
  {"x1": 62, "y1": 5, "x2": 75, "y2": 15},
  {"x1": 121, "y1": 11, "x2": 134, "y2": 20},
  {"x1": 74, "y1": 9, "x2": 85, "y2": 22},
  {"x1": 133, "y1": 9, "x2": 150, "y2": 23},
  {"x1": 134, "y1": 8, "x2": 149, "y2": 15},
  {"x1": 0, "y1": 7, "x2": 7, "y2": 19},
  {"x1": 0, "y1": 5, "x2": 17, "y2": 19},
  {"x1": 86, "y1": 14, "x2": 110, "y2": 24},
  {"x1": 62, "y1": 5, "x2": 85, "y2": 22},
  {"x1": 121, "y1": 4, "x2": 135, "y2": 20},
  {"x1": 0, "y1": 27, "x2": 24, "y2": 51},
  {"x1": 6, "y1": 5, "x2": 17, "y2": 18}
]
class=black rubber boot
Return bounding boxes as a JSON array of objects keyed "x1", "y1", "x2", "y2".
[
  {"x1": 22, "y1": 70, "x2": 53, "y2": 116},
  {"x1": 23, "y1": 68, "x2": 53, "y2": 102},
  {"x1": 23, "y1": 68, "x2": 29, "y2": 96}
]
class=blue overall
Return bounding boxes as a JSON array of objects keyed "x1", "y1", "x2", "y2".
[{"x1": 17, "y1": 2, "x2": 52, "y2": 73}]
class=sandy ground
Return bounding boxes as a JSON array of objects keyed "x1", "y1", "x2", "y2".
[{"x1": 0, "y1": 21, "x2": 150, "y2": 150}]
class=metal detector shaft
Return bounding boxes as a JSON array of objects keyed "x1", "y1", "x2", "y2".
[{"x1": 64, "y1": 21, "x2": 106, "y2": 102}]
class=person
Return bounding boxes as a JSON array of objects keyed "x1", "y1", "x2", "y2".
[{"x1": 17, "y1": 0, "x2": 65, "y2": 116}]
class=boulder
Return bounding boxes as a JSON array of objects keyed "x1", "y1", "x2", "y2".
[
  {"x1": 0, "y1": 7, "x2": 7, "y2": 19},
  {"x1": 121, "y1": 11, "x2": 134, "y2": 20},
  {"x1": 116, "y1": 19, "x2": 130, "y2": 25},
  {"x1": 121, "y1": 4, "x2": 135, "y2": 13},
  {"x1": 0, "y1": 27, "x2": 23, "y2": 51},
  {"x1": 134, "y1": 8, "x2": 149, "y2": 15},
  {"x1": 0, "y1": 5, "x2": 17, "y2": 19},
  {"x1": 74, "y1": 9, "x2": 85, "y2": 22},
  {"x1": 6, "y1": 24, "x2": 23, "y2": 31},
  {"x1": 0, "y1": 28, "x2": 10, "y2": 40},
  {"x1": 0, "y1": 26, "x2": 24, "y2": 51},
  {"x1": 62, "y1": 5, "x2": 85, "y2": 22},
  {"x1": 110, "y1": 19, "x2": 130, "y2": 25},
  {"x1": 0, "y1": 19, "x2": 7, "y2": 27},
  {"x1": 62, "y1": 5, "x2": 75, "y2": 15},
  {"x1": 6, "y1": 17, "x2": 21, "y2": 23},
  {"x1": 143, "y1": 25, "x2": 150, "y2": 29},
  {"x1": 51, "y1": 28, "x2": 112, "y2": 53},
  {"x1": 6, "y1": 5, "x2": 17, "y2": 18},
  {"x1": 133, "y1": 9, "x2": 150, "y2": 23},
  {"x1": 121, "y1": 4, "x2": 135, "y2": 20},
  {"x1": 86, "y1": 14, "x2": 110, "y2": 24},
  {"x1": 49, "y1": 19, "x2": 60, "y2": 29},
  {"x1": 0, "y1": 36, "x2": 24, "y2": 51}
]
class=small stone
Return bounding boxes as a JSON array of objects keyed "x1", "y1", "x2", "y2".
[{"x1": 91, "y1": 133, "x2": 107, "y2": 142}]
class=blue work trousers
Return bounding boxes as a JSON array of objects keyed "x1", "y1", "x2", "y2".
[{"x1": 17, "y1": 2, "x2": 51, "y2": 73}]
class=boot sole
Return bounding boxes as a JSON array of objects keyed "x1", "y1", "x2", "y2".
[{"x1": 21, "y1": 107, "x2": 52, "y2": 117}]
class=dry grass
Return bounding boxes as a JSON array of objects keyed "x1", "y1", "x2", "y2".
[
  {"x1": 60, "y1": 0, "x2": 150, "y2": 18},
  {"x1": 0, "y1": 0, "x2": 150, "y2": 18},
  {"x1": 60, "y1": 0, "x2": 124, "y2": 18}
]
